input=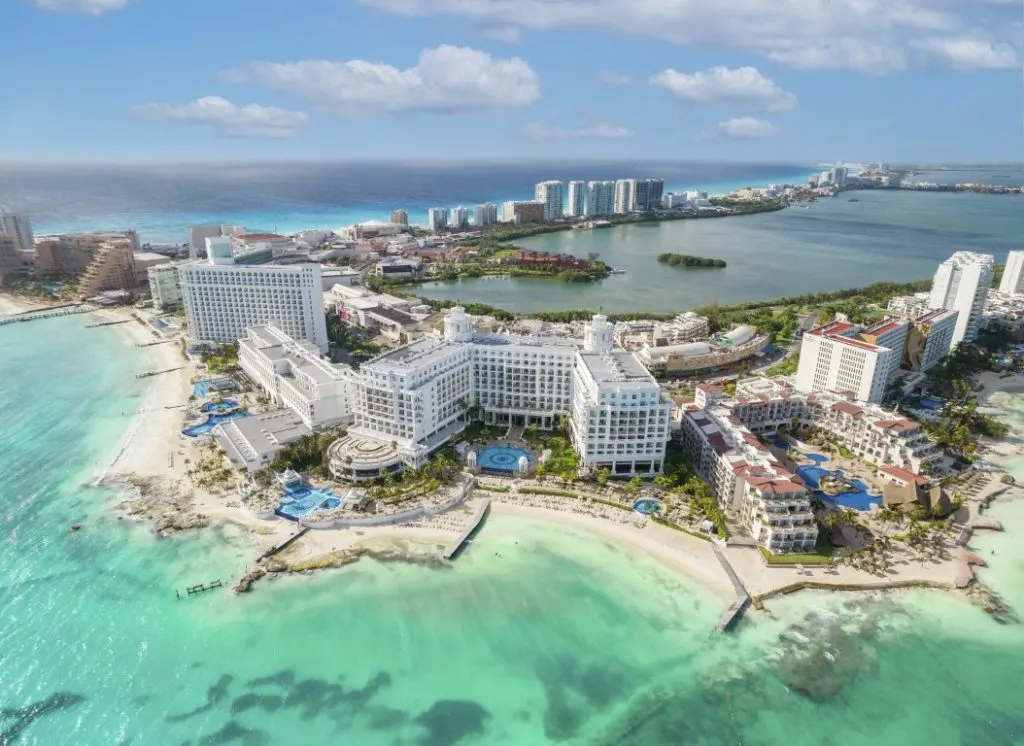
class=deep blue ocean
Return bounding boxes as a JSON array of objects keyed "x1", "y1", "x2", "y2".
[{"x1": 0, "y1": 160, "x2": 813, "y2": 242}]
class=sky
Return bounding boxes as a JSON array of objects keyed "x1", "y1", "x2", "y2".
[{"x1": 1, "y1": 0, "x2": 1022, "y2": 163}]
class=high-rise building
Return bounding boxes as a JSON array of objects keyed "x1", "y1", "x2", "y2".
[
  {"x1": 389, "y1": 209, "x2": 409, "y2": 226},
  {"x1": 928, "y1": 251, "x2": 995, "y2": 348},
  {"x1": 566, "y1": 181, "x2": 586, "y2": 217},
  {"x1": 187, "y1": 225, "x2": 244, "y2": 261},
  {"x1": 585, "y1": 181, "x2": 615, "y2": 217},
  {"x1": 534, "y1": 181, "x2": 563, "y2": 221},
  {"x1": 998, "y1": 250, "x2": 1024, "y2": 295},
  {"x1": 473, "y1": 203, "x2": 497, "y2": 227},
  {"x1": 513, "y1": 201, "x2": 546, "y2": 224},
  {"x1": 78, "y1": 239, "x2": 138, "y2": 298},
  {"x1": 832, "y1": 168, "x2": 849, "y2": 188},
  {"x1": 0, "y1": 212, "x2": 34, "y2": 253},
  {"x1": 794, "y1": 321, "x2": 898, "y2": 403},
  {"x1": 0, "y1": 232, "x2": 32, "y2": 285},
  {"x1": 631, "y1": 179, "x2": 649, "y2": 212},
  {"x1": 646, "y1": 179, "x2": 665, "y2": 208},
  {"x1": 613, "y1": 180, "x2": 633, "y2": 214},
  {"x1": 450, "y1": 206, "x2": 469, "y2": 229},
  {"x1": 179, "y1": 254, "x2": 328, "y2": 352},
  {"x1": 904, "y1": 309, "x2": 959, "y2": 373},
  {"x1": 427, "y1": 208, "x2": 449, "y2": 232}
]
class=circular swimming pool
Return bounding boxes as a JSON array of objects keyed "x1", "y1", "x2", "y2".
[
  {"x1": 632, "y1": 498, "x2": 663, "y2": 515},
  {"x1": 477, "y1": 445, "x2": 533, "y2": 474}
]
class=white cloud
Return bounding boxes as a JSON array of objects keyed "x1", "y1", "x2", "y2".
[
  {"x1": 716, "y1": 117, "x2": 780, "y2": 139},
  {"x1": 32, "y1": 0, "x2": 130, "y2": 13},
  {"x1": 913, "y1": 38, "x2": 1019, "y2": 69},
  {"x1": 355, "y1": 0, "x2": 1018, "y2": 74},
  {"x1": 524, "y1": 122, "x2": 634, "y2": 140},
  {"x1": 599, "y1": 70, "x2": 631, "y2": 86},
  {"x1": 475, "y1": 24, "x2": 522, "y2": 43},
  {"x1": 223, "y1": 45, "x2": 539, "y2": 116},
  {"x1": 133, "y1": 96, "x2": 310, "y2": 138},
  {"x1": 650, "y1": 66, "x2": 797, "y2": 111}
]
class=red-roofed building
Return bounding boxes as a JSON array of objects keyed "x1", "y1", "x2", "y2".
[
  {"x1": 879, "y1": 466, "x2": 933, "y2": 488},
  {"x1": 795, "y1": 319, "x2": 900, "y2": 403}
]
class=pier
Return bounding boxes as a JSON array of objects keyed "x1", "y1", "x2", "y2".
[
  {"x1": 442, "y1": 498, "x2": 491, "y2": 560},
  {"x1": 713, "y1": 547, "x2": 751, "y2": 633},
  {"x1": 85, "y1": 319, "x2": 131, "y2": 329},
  {"x1": 0, "y1": 306, "x2": 93, "y2": 326},
  {"x1": 179, "y1": 579, "x2": 223, "y2": 598},
  {"x1": 136, "y1": 366, "x2": 185, "y2": 379},
  {"x1": 257, "y1": 528, "x2": 309, "y2": 562},
  {"x1": 137, "y1": 339, "x2": 175, "y2": 348}
]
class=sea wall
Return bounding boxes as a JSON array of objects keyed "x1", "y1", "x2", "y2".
[{"x1": 298, "y1": 477, "x2": 476, "y2": 530}]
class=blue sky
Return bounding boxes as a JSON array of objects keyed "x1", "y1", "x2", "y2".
[{"x1": 1, "y1": 0, "x2": 1021, "y2": 162}]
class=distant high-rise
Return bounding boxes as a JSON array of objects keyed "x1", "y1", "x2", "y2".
[
  {"x1": 645, "y1": 179, "x2": 665, "y2": 209},
  {"x1": 631, "y1": 179, "x2": 649, "y2": 212},
  {"x1": 450, "y1": 206, "x2": 469, "y2": 229},
  {"x1": 929, "y1": 251, "x2": 995, "y2": 348},
  {"x1": 832, "y1": 168, "x2": 849, "y2": 188},
  {"x1": 585, "y1": 181, "x2": 615, "y2": 217},
  {"x1": 473, "y1": 203, "x2": 497, "y2": 227},
  {"x1": 427, "y1": 208, "x2": 449, "y2": 231},
  {"x1": 613, "y1": 180, "x2": 633, "y2": 215},
  {"x1": 534, "y1": 181, "x2": 563, "y2": 221},
  {"x1": 188, "y1": 225, "x2": 244, "y2": 261},
  {"x1": 566, "y1": 181, "x2": 586, "y2": 218},
  {"x1": 389, "y1": 209, "x2": 409, "y2": 226},
  {"x1": 0, "y1": 212, "x2": 34, "y2": 253},
  {"x1": 999, "y1": 250, "x2": 1024, "y2": 295}
]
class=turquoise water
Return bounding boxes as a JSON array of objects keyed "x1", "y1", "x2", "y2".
[
  {"x1": 278, "y1": 485, "x2": 343, "y2": 520},
  {"x1": 182, "y1": 410, "x2": 251, "y2": 437},
  {"x1": 2, "y1": 316, "x2": 1024, "y2": 744},
  {"x1": 477, "y1": 445, "x2": 532, "y2": 473}
]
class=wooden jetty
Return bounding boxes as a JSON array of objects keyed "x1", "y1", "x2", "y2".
[
  {"x1": 137, "y1": 339, "x2": 174, "y2": 348},
  {"x1": 136, "y1": 366, "x2": 185, "y2": 379},
  {"x1": 442, "y1": 498, "x2": 491, "y2": 560},
  {"x1": 180, "y1": 579, "x2": 223, "y2": 598},
  {"x1": 257, "y1": 527, "x2": 309, "y2": 562},
  {"x1": 0, "y1": 305, "x2": 92, "y2": 327},
  {"x1": 713, "y1": 547, "x2": 751, "y2": 633}
]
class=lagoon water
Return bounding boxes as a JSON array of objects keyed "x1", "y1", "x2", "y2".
[
  {"x1": 3, "y1": 318, "x2": 1024, "y2": 744},
  {"x1": 416, "y1": 189, "x2": 1024, "y2": 313}
]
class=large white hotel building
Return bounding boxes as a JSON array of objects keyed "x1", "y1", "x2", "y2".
[
  {"x1": 179, "y1": 237, "x2": 329, "y2": 353},
  {"x1": 341, "y1": 308, "x2": 671, "y2": 477}
]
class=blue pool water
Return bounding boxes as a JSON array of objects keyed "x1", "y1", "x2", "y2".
[
  {"x1": 192, "y1": 378, "x2": 236, "y2": 397},
  {"x1": 200, "y1": 399, "x2": 239, "y2": 413},
  {"x1": 767, "y1": 434, "x2": 790, "y2": 451},
  {"x1": 632, "y1": 498, "x2": 663, "y2": 516},
  {"x1": 277, "y1": 486, "x2": 343, "y2": 520},
  {"x1": 795, "y1": 464, "x2": 882, "y2": 512},
  {"x1": 42, "y1": 283, "x2": 63, "y2": 294},
  {"x1": 478, "y1": 445, "x2": 533, "y2": 473},
  {"x1": 805, "y1": 453, "x2": 829, "y2": 464},
  {"x1": 149, "y1": 319, "x2": 169, "y2": 331},
  {"x1": 181, "y1": 410, "x2": 250, "y2": 437}
]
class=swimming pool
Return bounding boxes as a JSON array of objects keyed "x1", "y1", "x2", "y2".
[
  {"x1": 192, "y1": 378, "x2": 236, "y2": 397},
  {"x1": 795, "y1": 464, "x2": 882, "y2": 512},
  {"x1": 200, "y1": 399, "x2": 240, "y2": 413},
  {"x1": 477, "y1": 445, "x2": 533, "y2": 474},
  {"x1": 277, "y1": 486, "x2": 343, "y2": 521},
  {"x1": 632, "y1": 498, "x2": 663, "y2": 515},
  {"x1": 181, "y1": 410, "x2": 250, "y2": 437}
]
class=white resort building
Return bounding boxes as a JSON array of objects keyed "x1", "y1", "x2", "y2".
[
  {"x1": 319, "y1": 308, "x2": 672, "y2": 482},
  {"x1": 795, "y1": 320, "x2": 900, "y2": 403},
  {"x1": 239, "y1": 325, "x2": 357, "y2": 429},
  {"x1": 179, "y1": 245, "x2": 328, "y2": 352},
  {"x1": 929, "y1": 251, "x2": 995, "y2": 348}
]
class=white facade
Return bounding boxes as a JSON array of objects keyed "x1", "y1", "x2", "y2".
[
  {"x1": 427, "y1": 208, "x2": 449, "y2": 231},
  {"x1": 148, "y1": 263, "x2": 183, "y2": 311},
  {"x1": 0, "y1": 212, "x2": 34, "y2": 253},
  {"x1": 473, "y1": 203, "x2": 497, "y2": 226},
  {"x1": 334, "y1": 308, "x2": 671, "y2": 480},
  {"x1": 929, "y1": 251, "x2": 995, "y2": 347},
  {"x1": 886, "y1": 294, "x2": 931, "y2": 320},
  {"x1": 999, "y1": 250, "x2": 1024, "y2": 295},
  {"x1": 906, "y1": 309, "x2": 958, "y2": 372},
  {"x1": 179, "y1": 257, "x2": 329, "y2": 352},
  {"x1": 534, "y1": 181, "x2": 563, "y2": 221},
  {"x1": 450, "y1": 206, "x2": 469, "y2": 229},
  {"x1": 239, "y1": 325, "x2": 355, "y2": 429},
  {"x1": 585, "y1": 181, "x2": 615, "y2": 217},
  {"x1": 187, "y1": 224, "x2": 244, "y2": 261},
  {"x1": 794, "y1": 321, "x2": 895, "y2": 403},
  {"x1": 613, "y1": 179, "x2": 633, "y2": 215},
  {"x1": 566, "y1": 181, "x2": 586, "y2": 217}
]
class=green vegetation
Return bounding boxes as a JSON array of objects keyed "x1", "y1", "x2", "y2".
[
  {"x1": 652, "y1": 517, "x2": 713, "y2": 542},
  {"x1": 519, "y1": 487, "x2": 577, "y2": 498},
  {"x1": 657, "y1": 253, "x2": 727, "y2": 269},
  {"x1": 325, "y1": 313, "x2": 382, "y2": 362},
  {"x1": 758, "y1": 547, "x2": 833, "y2": 565},
  {"x1": 765, "y1": 353, "x2": 800, "y2": 376},
  {"x1": 198, "y1": 342, "x2": 239, "y2": 373},
  {"x1": 475, "y1": 485, "x2": 509, "y2": 493},
  {"x1": 270, "y1": 430, "x2": 344, "y2": 477}
]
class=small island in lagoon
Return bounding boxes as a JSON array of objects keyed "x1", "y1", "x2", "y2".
[{"x1": 657, "y1": 252, "x2": 727, "y2": 269}]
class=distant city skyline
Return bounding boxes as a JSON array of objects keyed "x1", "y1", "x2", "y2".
[{"x1": 1, "y1": 0, "x2": 1021, "y2": 162}]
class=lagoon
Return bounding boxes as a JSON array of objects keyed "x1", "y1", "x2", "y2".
[{"x1": 415, "y1": 190, "x2": 1024, "y2": 313}]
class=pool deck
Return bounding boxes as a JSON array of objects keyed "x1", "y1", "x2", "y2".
[{"x1": 442, "y1": 497, "x2": 491, "y2": 560}]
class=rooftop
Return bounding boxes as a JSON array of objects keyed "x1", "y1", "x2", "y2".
[{"x1": 578, "y1": 350, "x2": 657, "y2": 388}]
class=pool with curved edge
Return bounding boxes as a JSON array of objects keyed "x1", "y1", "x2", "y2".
[
  {"x1": 181, "y1": 410, "x2": 250, "y2": 437},
  {"x1": 477, "y1": 445, "x2": 533, "y2": 473},
  {"x1": 632, "y1": 498, "x2": 663, "y2": 515},
  {"x1": 795, "y1": 464, "x2": 882, "y2": 512}
]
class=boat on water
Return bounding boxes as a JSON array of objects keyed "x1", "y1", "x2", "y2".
[
  {"x1": 848, "y1": 198, "x2": 859, "y2": 202},
  {"x1": 610, "y1": 269, "x2": 626, "y2": 274}
]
